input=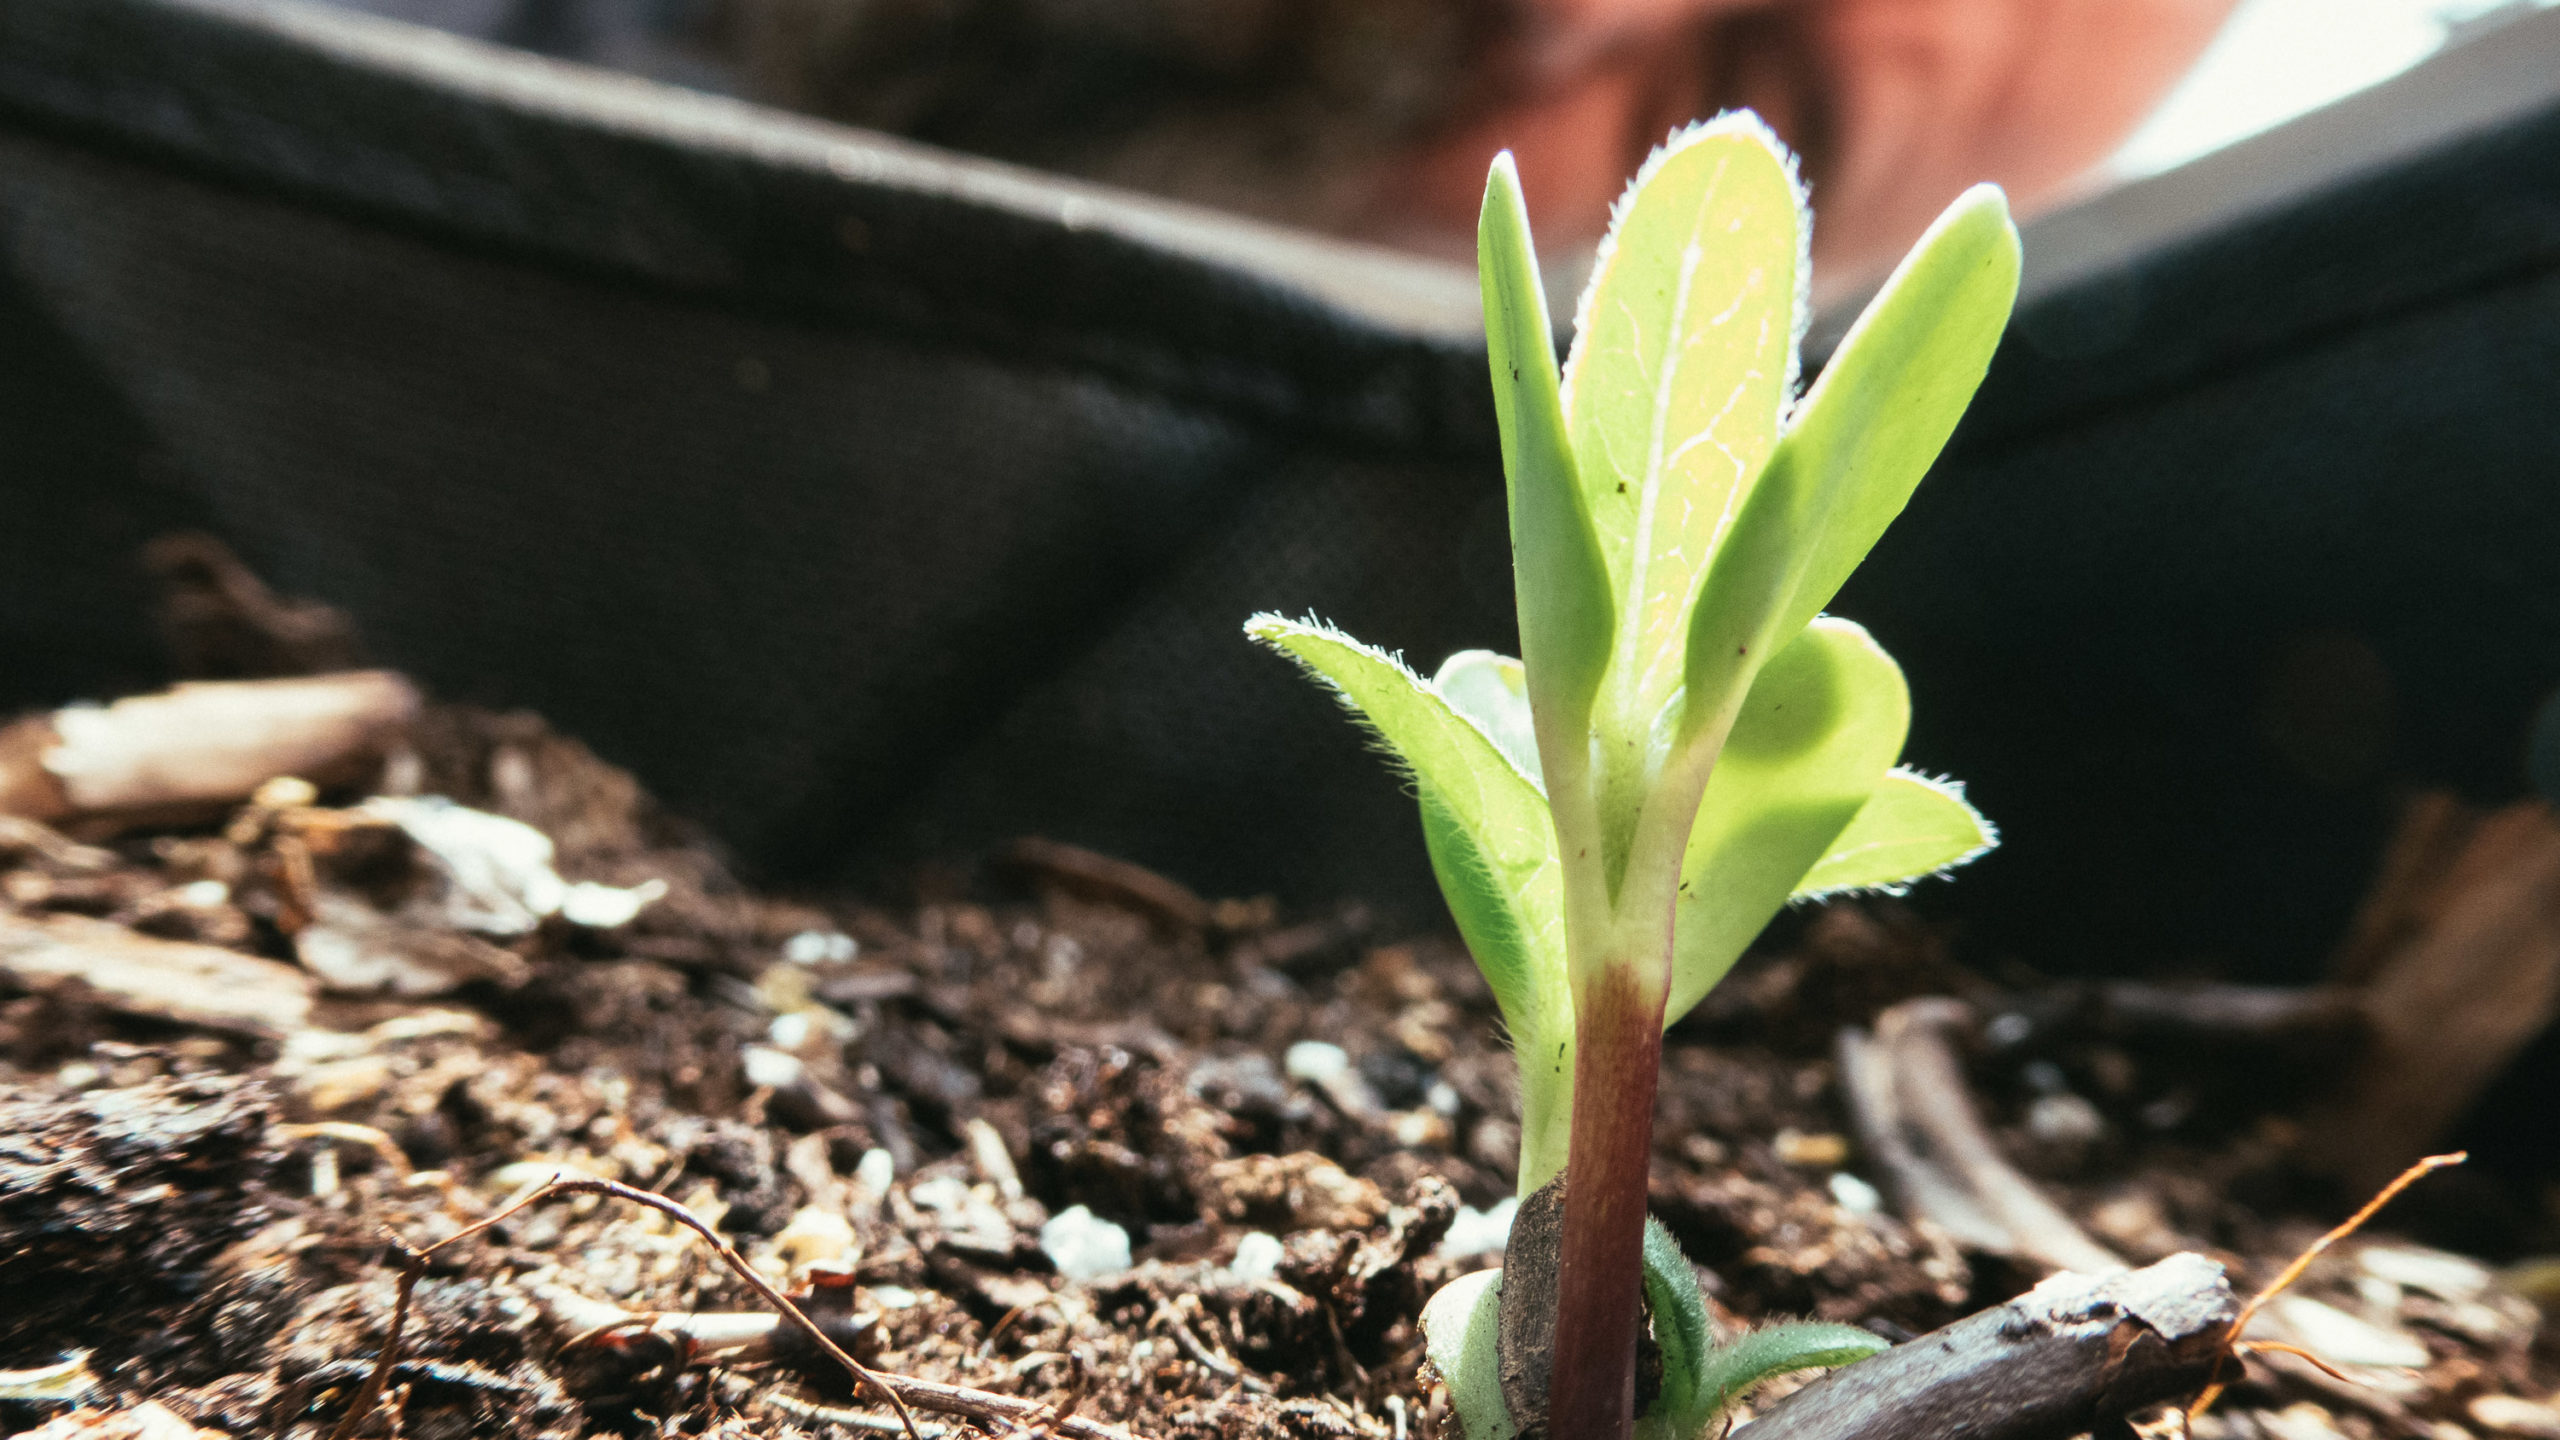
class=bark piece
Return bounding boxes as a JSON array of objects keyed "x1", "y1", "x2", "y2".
[
  {"x1": 1839, "y1": 998, "x2": 2121, "y2": 1274},
  {"x1": 1739, "y1": 1253, "x2": 2237, "y2": 1440},
  {"x1": 1498, "y1": 1173, "x2": 1568, "y2": 1432},
  {"x1": 0, "y1": 673, "x2": 419, "y2": 834},
  {"x1": 2305, "y1": 795, "x2": 2560, "y2": 1193},
  {"x1": 997, "y1": 837, "x2": 1208, "y2": 933},
  {"x1": 0, "y1": 912, "x2": 315, "y2": 1038},
  {"x1": 142, "y1": 531, "x2": 363, "y2": 680}
]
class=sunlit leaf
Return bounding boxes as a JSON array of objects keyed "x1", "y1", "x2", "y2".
[
  {"x1": 1666, "y1": 618, "x2": 1907, "y2": 1023},
  {"x1": 1437, "y1": 650, "x2": 1542, "y2": 785},
  {"x1": 1678, "y1": 185, "x2": 2016, "y2": 745},
  {"x1": 1795, "y1": 769, "x2": 1995, "y2": 897},
  {"x1": 1482, "y1": 154, "x2": 1616, "y2": 746},
  {"x1": 1246, "y1": 618, "x2": 1566, "y2": 1043},
  {"x1": 1561, "y1": 117, "x2": 1804, "y2": 741}
]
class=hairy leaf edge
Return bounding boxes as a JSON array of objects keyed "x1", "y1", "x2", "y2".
[{"x1": 1790, "y1": 767, "x2": 1998, "y2": 902}]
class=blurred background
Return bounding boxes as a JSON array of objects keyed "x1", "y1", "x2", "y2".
[{"x1": 318, "y1": 0, "x2": 2560, "y2": 298}]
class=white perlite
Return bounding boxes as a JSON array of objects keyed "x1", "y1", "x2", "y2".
[{"x1": 1039, "y1": 1205, "x2": 1132, "y2": 1281}]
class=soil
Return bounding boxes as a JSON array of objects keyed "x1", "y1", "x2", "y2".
[{"x1": 2, "y1": 698, "x2": 2556, "y2": 1440}]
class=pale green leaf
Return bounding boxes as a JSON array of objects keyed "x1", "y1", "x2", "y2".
[
  {"x1": 1675, "y1": 186, "x2": 2014, "y2": 744},
  {"x1": 1422, "y1": 1270, "x2": 1516, "y2": 1440},
  {"x1": 1666, "y1": 618, "x2": 1908, "y2": 1023},
  {"x1": 1481, "y1": 154, "x2": 1615, "y2": 741},
  {"x1": 1436, "y1": 650, "x2": 1541, "y2": 785},
  {"x1": 1246, "y1": 617, "x2": 1566, "y2": 1045},
  {"x1": 1688, "y1": 1323, "x2": 1887, "y2": 1424},
  {"x1": 1763, "y1": 183, "x2": 2021, "y2": 646},
  {"x1": 1794, "y1": 769, "x2": 1995, "y2": 897},
  {"x1": 1562, "y1": 117, "x2": 1804, "y2": 737}
]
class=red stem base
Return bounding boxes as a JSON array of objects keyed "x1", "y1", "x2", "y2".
[{"x1": 1545, "y1": 966, "x2": 1668, "y2": 1440}]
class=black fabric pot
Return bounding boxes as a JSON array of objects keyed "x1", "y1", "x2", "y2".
[{"x1": 5, "y1": 0, "x2": 2560, "y2": 998}]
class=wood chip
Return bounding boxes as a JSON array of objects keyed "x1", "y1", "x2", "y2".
[
  {"x1": 0, "y1": 912, "x2": 315, "y2": 1038},
  {"x1": 0, "y1": 672, "x2": 419, "y2": 834},
  {"x1": 2306, "y1": 794, "x2": 2560, "y2": 1192}
]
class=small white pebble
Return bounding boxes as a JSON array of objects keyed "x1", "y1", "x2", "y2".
[
  {"x1": 1828, "y1": 1172, "x2": 1884, "y2": 1216},
  {"x1": 2026, "y1": 1093, "x2": 2106, "y2": 1146},
  {"x1": 1228, "y1": 1231, "x2": 1285, "y2": 1281},
  {"x1": 2258, "y1": 1403, "x2": 2349, "y2": 1440},
  {"x1": 54, "y1": 1061, "x2": 101, "y2": 1090},
  {"x1": 870, "y1": 1285, "x2": 921, "y2": 1310},
  {"x1": 908, "y1": 1175, "x2": 972, "y2": 1213},
  {"x1": 1285, "y1": 1041, "x2": 1351, "y2": 1083},
  {"x1": 784, "y1": 930, "x2": 859, "y2": 965},
  {"x1": 1437, "y1": 1198, "x2": 1518, "y2": 1260},
  {"x1": 177, "y1": 879, "x2": 230, "y2": 907},
  {"x1": 1426, "y1": 1081, "x2": 1460, "y2": 1116},
  {"x1": 741, "y1": 1045, "x2": 806, "y2": 1091},
  {"x1": 1983, "y1": 1012, "x2": 2034, "y2": 1048},
  {"x1": 1040, "y1": 1205, "x2": 1132, "y2": 1280},
  {"x1": 855, "y1": 1147, "x2": 897, "y2": 1194}
]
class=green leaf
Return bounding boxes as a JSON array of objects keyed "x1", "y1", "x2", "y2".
[
  {"x1": 1246, "y1": 617, "x2": 1566, "y2": 1046},
  {"x1": 1436, "y1": 650, "x2": 1542, "y2": 785},
  {"x1": 1678, "y1": 185, "x2": 2017, "y2": 744},
  {"x1": 1687, "y1": 1322, "x2": 1888, "y2": 1425},
  {"x1": 1777, "y1": 185, "x2": 2022, "y2": 643},
  {"x1": 1481, "y1": 154, "x2": 1616, "y2": 742},
  {"x1": 1422, "y1": 1270, "x2": 1516, "y2": 1440},
  {"x1": 1562, "y1": 117, "x2": 1804, "y2": 737},
  {"x1": 1637, "y1": 1219, "x2": 1715, "y2": 1440},
  {"x1": 1666, "y1": 618, "x2": 1908, "y2": 1023},
  {"x1": 1638, "y1": 1221, "x2": 1884, "y2": 1440},
  {"x1": 1795, "y1": 769, "x2": 1995, "y2": 898}
]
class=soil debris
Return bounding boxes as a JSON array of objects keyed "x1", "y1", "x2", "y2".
[{"x1": 1, "y1": 674, "x2": 2554, "y2": 1440}]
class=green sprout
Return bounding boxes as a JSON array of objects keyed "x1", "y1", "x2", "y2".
[{"x1": 1245, "y1": 113, "x2": 2018, "y2": 1440}]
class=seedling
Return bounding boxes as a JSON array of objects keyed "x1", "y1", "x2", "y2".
[{"x1": 1247, "y1": 114, "x2": 2018, "y2": 1440}]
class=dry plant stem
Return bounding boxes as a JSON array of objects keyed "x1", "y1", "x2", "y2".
[
  {"x1": 328, "y1": 1242, "x2": 424, "y2": 1440},
  {"x1": 2186, "y1": 1151, "x2": 2466, "y2": 1423},
  {"x1": 536, "y1": 1179, "x2": 924, "y2": 1440},
  {"x1": 329, "y1": 1180, "x2": 571, "y2": 1440},
  {"x1": 1547, "y1": 963, "x2": 1668, "y2": 1440},
  {"x1": 1839, "y1": 998, "x2": 2121, "y2": 1273},
  {"x1": 870, "y1": 1372, "x2": 1133, "y2": 1440},
  {"x1": 333, "y1": 1177, "x2": 926, "y2": 1440}
]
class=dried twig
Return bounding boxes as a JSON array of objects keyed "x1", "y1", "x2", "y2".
[
  {"x1": 1838, "y1": 998, "x2": 2121, "y2": 1273},
  {"x1": 1153, "y1": 1299, "x2": 1268, "y2": 1393},
  {"x1": 521, "y1": 1179, "x2": 923, "y2": 1440},
  {"x1": 1742, "y1": 1253, "x2": 2238, "y2": 1440},
  {"x1": 864, "y1": 1369, "x2": 1133, "y2": 1440},
  {"x1": 328, "y1": 1179, "x2": 567, "y2": 1440},
  {"x1": 761, "y1": 1389, "x2": 952, "y2": 1436},
  {"x1": 342, "y1": 1176, "x2": 1152, "y2": 1440}
]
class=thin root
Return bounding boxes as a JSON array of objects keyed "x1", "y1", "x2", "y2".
[{"x1": 2184, "y1": 1151, "x2": 2464, "y2": 1425}]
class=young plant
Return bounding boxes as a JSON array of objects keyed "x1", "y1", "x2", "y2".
[{"x1": 1246, "y1": 114, "x2": 2018, "y2": 1440}]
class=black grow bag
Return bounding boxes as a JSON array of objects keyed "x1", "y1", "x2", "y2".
[{"x1": 6, "y1": 0, "x2": 2560, "y2": 998}]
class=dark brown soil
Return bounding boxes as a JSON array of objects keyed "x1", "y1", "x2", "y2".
[{"x1": 2, "y1": 702, "x2": 2553, "y2": 1440}]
